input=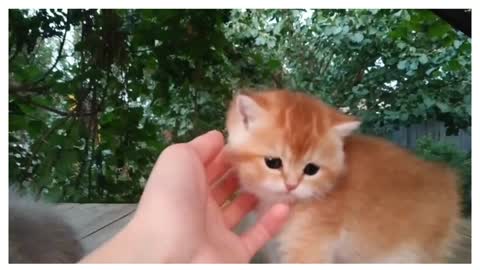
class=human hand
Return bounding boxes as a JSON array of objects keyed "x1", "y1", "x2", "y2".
[{"x1": 81, "y1": 130, "x2": 290, "y2": 263}]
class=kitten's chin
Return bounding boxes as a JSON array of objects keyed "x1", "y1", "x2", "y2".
[{"x1": 261, "y1": 192, "x2": 298, "y2": 204}]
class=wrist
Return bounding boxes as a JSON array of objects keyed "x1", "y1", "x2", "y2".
[{"x1": 79, "y1": 219, "x2": 170, "y2": 263}]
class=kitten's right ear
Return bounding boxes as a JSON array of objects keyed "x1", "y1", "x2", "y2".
[{"x1": 236, "y1": 94, "x2": 264, "y2": 130}]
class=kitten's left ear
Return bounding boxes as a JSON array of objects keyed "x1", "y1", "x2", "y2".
[{"x1": 333, "y1": 121, "x2": 361, "y2": 137}]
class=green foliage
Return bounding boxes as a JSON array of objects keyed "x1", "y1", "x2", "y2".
[
  {"x1": 415, "y1": 137, "x2": 471, "y2": 217},
  {"x1": 10, "y1": 9, "x2": 234, "y2": 202},
  {"x1": 225, "y1": 10, "x2": 470, "y2": 136},
  {"x1": 9, "y1": 9, "x2": 470, "y2": 203}
]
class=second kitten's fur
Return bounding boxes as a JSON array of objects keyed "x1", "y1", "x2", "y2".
[
  {"x1": 9, "y1": 190, "x2": 84, "y2": 263},
  {"x1": 226, "y1": 89, "x2": 460, "y2": 263}
]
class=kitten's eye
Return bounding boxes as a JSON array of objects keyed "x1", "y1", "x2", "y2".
[
  {"x1": 303, "y1": 163, "x2": 320, "y2": 175},
  {"x1": 265, "y1": 157, "x2": 282, "y2": 169}
]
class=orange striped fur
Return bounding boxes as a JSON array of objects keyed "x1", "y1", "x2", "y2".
[{"x1": 226, "y1": 89, "x2": 460, "y2": 263}]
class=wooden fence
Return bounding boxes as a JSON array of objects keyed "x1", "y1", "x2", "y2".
[{"x1": 389, "y1": 121, "x2": 471, "y2": 153}]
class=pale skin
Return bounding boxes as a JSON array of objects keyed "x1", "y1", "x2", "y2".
[{"x1": 81, "y1": 130, "x2": 290, "y2": 263}]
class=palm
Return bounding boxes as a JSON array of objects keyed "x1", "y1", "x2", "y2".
[
  {"x1": 187, "y1": 131, "x2": 288, "y2": 263},
  {"x1": 190, "y1": 153, "x2": 261, "y2": 263},
  {"x1": 191, "y1": 197, "x2": 252, "y2": 263}
]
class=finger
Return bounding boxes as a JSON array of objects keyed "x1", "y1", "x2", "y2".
[
  {"x1": 188, "y1": 130, "x2": 224, "y2": 165},
  {"x1": 222, "y1": 193, "x2": 258, "y2": 228},
  {"x1": 150, "y1": 143, "x2": 203, "y2": 185},
  {"x1": 145, "y1": 144, "x2": 208, "y2": 212},
  {"x1": 211, "y1": 175, "x2": 239, "y2": 206},
  {"x1": 206, "y1": 148, "x2": 232, "y2": 185},
  {"x1": 240, "y1": 204, "x2": 290, "y2": 258}
]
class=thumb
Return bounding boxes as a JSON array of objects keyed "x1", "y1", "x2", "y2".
[{"x1": 240, "y1": 204, "x2": 290, "y2": 258}]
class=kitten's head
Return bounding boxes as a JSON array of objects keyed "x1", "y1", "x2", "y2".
[{"x1": 225, "y1": 89, "x2": 360, "y2": 203}]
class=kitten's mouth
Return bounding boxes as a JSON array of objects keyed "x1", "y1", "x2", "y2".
[
  {"x1": 241, "y1": 182, "x2": 304, "y2": 202},
  {"x1": 268, "y1": 190, "x2": 299, "y2": 202},
  {"x1": 285, "y1": 184, "x2": 299, "y2": 192}
]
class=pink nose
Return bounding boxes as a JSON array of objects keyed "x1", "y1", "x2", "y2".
[{"x1": 285, "y1": 183, "x2": 298, "y2": 191}]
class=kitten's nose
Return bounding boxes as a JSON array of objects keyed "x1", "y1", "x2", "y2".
[{"x1": 285, "y1": 183, "x2": 299, "y2": 191}]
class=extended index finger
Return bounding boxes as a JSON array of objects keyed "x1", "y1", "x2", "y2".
[{"x1": 241, "y1": 204, "x2": 290, "y2": 258}]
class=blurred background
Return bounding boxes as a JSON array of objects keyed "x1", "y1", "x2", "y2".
[{"x1": 8, "y1": 9, "x2": 471, "y2": 217}]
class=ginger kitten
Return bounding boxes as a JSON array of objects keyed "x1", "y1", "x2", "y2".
[{"x1": 226, "y1": 89, "x2": 460, "y2": 263}]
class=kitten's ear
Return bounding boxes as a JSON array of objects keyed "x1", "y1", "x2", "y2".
[
  {"x1": 333, "y1": 121, "x2": 361, "y2": 137},
  {"x1": 332, "y1": 112, "x2": 361, "y2": 137},
  {"x1": 236, "y1": 94, "x2": 264, "y2": 130}
]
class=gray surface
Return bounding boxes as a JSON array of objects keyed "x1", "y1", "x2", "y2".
[{"x1": 55, "y1": 203, "x2": 136, "y2": 254}]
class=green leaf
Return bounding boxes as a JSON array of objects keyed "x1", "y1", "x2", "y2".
[
  {"x1": 425, "y1": 67, "x2": 436, "y2": 75},
  {"x1": 267, "y1": 59, "x2": 281, "y2": 70},
  {"x1": 255, "y1": 36, "x2": 265, "y2": 45},
  {"x1": 397, "y1": 60, "x2": 407, "y2": 70},
  {"x1": 44, "y1": 186, "x2": 64, "y2": 202},
  {"x1": 324, "y1": 26, "x2": 333, "y2": 36},
  {"x1": 266, "y1": 38, "x2": 275, "y2": 49},
  {"x1": 418, "y1": 54, "x2": 428, "y2": 64},
  {"x1": 29, "y1": 120, "x2": 46, "y2": 134},
  {"x1": 393, "y1": 10, "x2": 403, "y2": 17},
  {"x1": 424, "y1": 96, "x2": 435, "y2": 108},
  {"x1": 332, "y1": 26, "x2": 342, "y2": 35},
  {"x1": 436, "y1": 102, "x2": 450, "y2": 113},
  {"x1": 56, "y1": 150, "x2": 78, "y2": 178},
  {"x1": 350, "y1": 32, "x2": 364, "y2": 43},
  {"x1": 9, "y1": 115, "x2": 29, "y2": 131},
  {"x1": 428, "y1": 23, "x2": 450, "y2": 38},
  {"x1": 352, "y1": 86, "x2": 368, "y2": 96},
  {"x1": 409, "y1": 62, "x2": 418, "y2": 70},
  {"x1": 447, "y1": 60, "x2": 462, "y2": 71},
  {"x1": 406, "y1": 69, "x2": 416, "y2": 76},
  {"x1": 273, "y1": 20, "x2": 283, "y2": 35},
  {"x1": 454, "y1": 40, "x2": 462, "y2": 49},
  {"x1": 396, "y1": 41, "x2": 407, "y2": 49}
]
